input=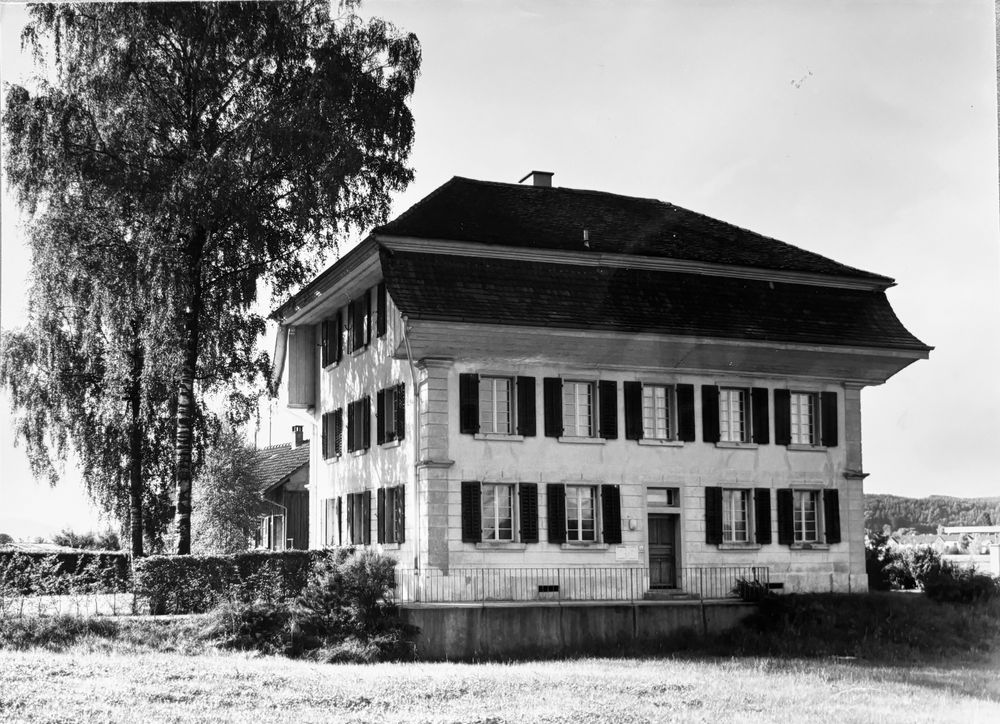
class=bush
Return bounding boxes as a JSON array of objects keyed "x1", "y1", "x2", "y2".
[
  {"x1": 0, "y1": 614, "x2": 119, "y2": 650},
  {"x1": 133, "y1": 549, "x2": 339, "y2": 614},
  {"x1": 197, "y1": 549, "x2": 417, "y2": 662},
  {"x1": 732, "y1": 576, "x2": 770, "y2": 602},
  {"x1": 919, "y1": 561, "x2": 999, "y2": 603},
  {"x1": 0, "y1": 551, "x2": 130, "y2": 596}
]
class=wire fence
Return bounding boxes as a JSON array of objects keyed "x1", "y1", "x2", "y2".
[{"x1": 394, "y1": 566, "x2": 770, "y2": 603}]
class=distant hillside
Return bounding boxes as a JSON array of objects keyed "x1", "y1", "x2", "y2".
[{"x1": 864, "y1": 494, "x2": 1000, "y2": 533}]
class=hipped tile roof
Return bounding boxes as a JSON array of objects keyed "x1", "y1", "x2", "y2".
[
  {"x1": 255, "y1": 442, "x2": 309, "y2": 492},
  {"x1": 376, "y1": 177, "x2": 892, "y2": 282},
  {"x1": 380, "y1": 249, "x2": 930, "y2": 351}
]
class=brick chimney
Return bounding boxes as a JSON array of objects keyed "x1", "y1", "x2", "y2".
[
  {"x1": 519, "y1": 170, "x2": 553, "y2": 188},
  {"x1": 291, "y1": 425, "x2": 304, "y2": 449}
]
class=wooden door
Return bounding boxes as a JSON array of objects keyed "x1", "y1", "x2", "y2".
[{"x1": 648, "y1": 514, "x2": 677, "y2": 588}]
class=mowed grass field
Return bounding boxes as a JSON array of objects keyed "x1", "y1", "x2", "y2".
[{"x1": 2, "y1": 649, "x2": 999, "y2": 723}]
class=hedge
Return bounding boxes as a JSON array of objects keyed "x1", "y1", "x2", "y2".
[
  {"x1": 133, "y1": 549, "x2": 345, "y2": 614},
  {"x1": 0, "y1": 551, "x2": 131, "y2": 595}
]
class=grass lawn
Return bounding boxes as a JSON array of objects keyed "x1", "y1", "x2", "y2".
[{"x1": 2, "y1": 649, "x2": 999, "y2": 723}]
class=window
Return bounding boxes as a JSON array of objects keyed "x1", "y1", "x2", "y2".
[
  {"x1": 322, "y1": 409, "x2": 343, "y2": 459},
  {"x1": 459, "y1": 374, "x2": 536, "y2": 437},
  {"x1": 776, "y1": 488, "x2": 841, "y2": 546},
  {"x1": 376, "y1": 282, "x2": 387, "y2": 338},
  {"x1": 562, "y1": 381, "x2": 595, "y2": 437},
  {"x1": 259, "y1": 515, "x2": 286, "y2": 551},
  {"x1": 461, "y1": 482, "x2": 539, "y2": 544},
  {"x1": 646, "y1": 487, "x2": 680, "y2": 507},
  {"x1": 377, "y1": 485, "x2": 405, "y2": 544},
  {"x1": 790, "y1": 392, "x2": 817, "y2": 445},
  {"x1": 642, "y1": 384, "x2": 673, "y2": 440},
  {"x1": 481, "y1": 483, "x2": 515, "y2": 541},
  {"x1": 705, "y1": 487, "x2": 772, "y2": 546},
  {"x1": 346, "y1": 291, "x2": 371, "y2": 354},
  {"x1": 479, "y1": 377, "x2": 513, "y2": 434},
  {"x1": 346, "y1": 491, "x2": 371, "y2": 545},
  {"x1": 719, "y1": 387, "x2": 749, "y2": 443},
  {"x1": 322, "y1": 498, "x2": 337, "y2": 546},
  {"x1": 565, "y1": 485, "x2": 597, "y2": 542},
  {"x1": 546, "y1": 483, "x2": 622, "y2": 544},
  {"x1": 320, "y1": 313, "x2": 342, "y2": 368},
  {"x1": 346, "y1": 397, "x2": 370, "y2": 453},
  {"x1": 792, "y1": 490, "x2": 818, "y2": 543},
  {"x1": 722, "y1": 489, "x2": 750, "y2": 543},
  {"x1": 376, "y1": 383, "x2": 405, "y2": 444}
]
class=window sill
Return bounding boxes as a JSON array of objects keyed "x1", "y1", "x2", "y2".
[
  {"x1": 638, "y1": 438, "x2": 684, "y2": 447},
  {"x1": 322, "y1": 362, "x2": 339, "y2": 372},
  {"x1": 380, "y1": 439, "x2": 401, "y2": 449},
  {"x1": 718, "y1": 543, "x2": 762, "y2": 551},
  {"x1": 474, "y1": 433, "x2": 524, "y2": 442},
  {"x1": 324, "y1": 455, "x2": 341, "y2": 464},
  {"x1": 790, "y1": 543, "x2": 830, "y2": 551},
  {"x1": 557, "y1": 436, "x2": 605, "y2": 445},
  {"x1": 715, "y1": 442, "x2": 758, "y2": 449},
  {"x1": 560, "y1": 543, "x2": 610, "y2": 551},
  {"x1": 350, "y1": 449, "x2": 368, "y2": 458},
  {"x1": 787, "y1": 444, "x2": 828, "y2": 452},
  {"x1": 380, "y1": 543, "x2": 402, "y2": 551},
  {"x1": 475, "y1": 542, "x2": 527, "y2": 551}
]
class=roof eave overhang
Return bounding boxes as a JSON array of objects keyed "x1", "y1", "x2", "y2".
[
  {"x1": 375, "y1": 234, "x2": 895, "y2": 292},
  {"x1": 271, "y1": 237, "x2": 380, "y2": 326}
]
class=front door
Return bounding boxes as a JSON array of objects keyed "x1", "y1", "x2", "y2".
[{"x1": 648, "y1": 514, "x2": 677, "y2": 588}]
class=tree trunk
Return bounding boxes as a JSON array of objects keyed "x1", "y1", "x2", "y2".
[
  {"x1": 127, "y1": 333, "x2": 145, "y2": 558},
  {"x1": 174, "y1": 226, "x2": 206, "y2": 554}
]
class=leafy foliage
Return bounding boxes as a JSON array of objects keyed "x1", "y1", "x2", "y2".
[
  {"x1": 51, "y1": 528, "x2": 121, "y2": 551},
  {"x1": 865, "y1": 494, "x2": 1000, "y2": 533},
  {"x1": 0, "y1": 551, "x2": 130, "y2": 597},
  {"x1": 192, "y1": 429, "x2": 268, "y2": 554},
  {"x1": 4, "y1": 0, "x2": 421, "y2": 554}
]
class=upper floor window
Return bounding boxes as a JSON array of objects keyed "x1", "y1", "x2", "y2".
[
  {"x1": 376, "y1": 383, "x2": 405, "y2": 445},
  {"x1": 774, "y1": 389, "x2": 839, "y2": 448},
  {"x1": 642, "y1": 384, "x2": 672, "y2": 440},
  {"x1": 479, "y1": 376, "x2": 513, "y2": 435},
  {"x1": 321, "y1": 408, "x2": 343, "y2": 460},
  {"x1": 459, "y1": 373, "x2": 535, "y2": 437},
  {"x1": 346, "y1": 491, "x2": 371, "y2": 545},
  {"x1": 702, "y1": 385, "x2": 769, "y2": 445},
  {"x1": 624, "y1": 382, "x2": 696, "y2": 442},
  {"x1": 320, "y1": 312, "x2": 343, "y2": 368},
  {"x1": 345, "y1": 290, "x2": 371, "y2": 354},
  {"x1": 543, "y1": 378, "x2": 618, "y2": 440},
  {"x1": 562, "y1": 381, "x2": 595, "y2": 438},
  {"x1": 346, "y1": 397, "x2": 371, "y2": 453}
]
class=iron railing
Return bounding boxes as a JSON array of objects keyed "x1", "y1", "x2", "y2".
[{"x1": 394, "y1": 566, "x2": 769, "y2": 604}]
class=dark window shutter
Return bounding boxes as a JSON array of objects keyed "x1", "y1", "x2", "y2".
[
  {"x1": 333, "y1": 408, "x2": 343, "y2": 456},
  {"x1": 361, "y1": 289, "x2": 372, "y2": 347},
  {"x1": 345, "y1": 300, "x2": 355, "y2": 354},
  {"x1": 601, "y1": 485, "x2": 622, "y2": 544},
  {"x1": 754, "y1": 488, "x2": 772, "y2": 544},
  {"x1": 336, "y1": 497, "x2": 342, "y2": 546},
  {"x1": 376, "y1": 389, "x2": 386, "y2": 445},
  {"x1": 751, "y1": 387, "x2": 770, "y2": 444},
  {"x1": 824, "y1": 489, "x2": 841, "y2": 544},
  {"x1": 516, "y1": 376, "x2": 536, "y2": 437},
  {"x1": 623, "y1": 381, "x2": 643, "y2": 441},
  {"x1": 543, "y1": 378, "x2": 563, "y2": 437},
  {"x1": 774, "y1": 389, "x2": 791, "y2": 446},
  {"x1": 376, "y1": 282, "x2": 387, "y2": 338},
  {"x1": 777, "y1": 489, "x2": 794, "y2": 545},
  {"x1": 335, "y1": 311, "x2": 343, "y2": 363},
  {"x1": 461, "y1": 481, "x2": 482, "y2": 543},
  {"x1": 518, "y1": 483, "x2": 539, "y2": 543},
  {"x1": 702, "y1": 385, "x2": 720, "y2": 443},
  {"x1": 321, "y1": 320, "x2": 331, "y2": 367},
  {"x1": 346, "y1": 401, "x2": 356, "y2": 453},
  {"x1": 362, "y1": 396, "x2": 371, "y2": 450},
  {"x1": 395, "y1": 383, "x2": 405, "y2": 442},
  {"x1": 705, "y1": 486, "x2": 723, "y2": 545},
  {"x1": 362, "y1": 490, "x2": 372, "y2": 545},
  {"x1": 346, "y1": 495, "x2": 355, "y2": 543},
  {"x1": 377, "y1": 488, "x2": 386, "y2": 544},
  {"x1": 821, "y1": 392, "x2": 839, "y2": 447},
  {"x1": 321, "y1": 413, "x2": 330, "y2": 459},
  {"x1": 395, "y1": 486, "x2": 405, "y2": 543},
  {"x1": 598, "y1": 381, "x2": 618, "y2": 439},
  {"x1": 547, "y1": 484, "x2": 566, "y2": 543},
  {"x1": 459, "y1": 373, "x2": 480, "y2": 435},
  {"x1": 676, "y1": 384, "x2": 696, "y2": 442}
]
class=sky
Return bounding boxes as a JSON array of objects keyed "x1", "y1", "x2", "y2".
[{"x1": 1, "y1": 0, "x2": 998, "y2": 539}]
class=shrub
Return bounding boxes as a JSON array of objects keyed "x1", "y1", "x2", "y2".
[
  {"x1": 732, "y1": 576, "x2": 770, "y2": 602},
  {"x1": 0, "y1": 551, "x2": 130, "y2": 597},
  {"x1": 199, "y1": 600, "x2": 293, "y2": 655},
  {"x1": 0, "y1": 614, "x2": 119, "y2": 650},
  {"x1": 919, "y1": 561, "x2": 999, "y2": 603},
  {"x1": 133, "y1": 549, "x2": 337, "y2": 614}
]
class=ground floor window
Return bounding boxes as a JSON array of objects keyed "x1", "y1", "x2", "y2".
[
  {"x1": 565, "y1": 485, "x2": 597, "y2": 542},
  {"x1": 722, "y1": 489, "x2": 750, "y2": 543},
  {"x1": 377, "y1": 485, "x2": 405, "y2": 544},
  {"x1": 792, "y1": 490, "x2": 819, "y2": 543},
  {"x1": 482, "y1": 483, "x2": 515, "y2": 541},
  {"x1": 346, "y1": 491, "x2": 371, "y2": 545}
]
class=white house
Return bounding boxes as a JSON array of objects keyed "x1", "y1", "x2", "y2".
[{"x1": 270, "y1": 172, "x2": 930, "y2": 600}]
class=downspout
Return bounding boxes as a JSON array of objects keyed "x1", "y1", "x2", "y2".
[{"x1": 400, "y1": 314, "x2": 422, "y2": 601}]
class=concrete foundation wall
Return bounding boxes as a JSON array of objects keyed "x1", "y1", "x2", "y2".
[{"x1": 402, "y1": 601, "x2": 756, "y2": 661}]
